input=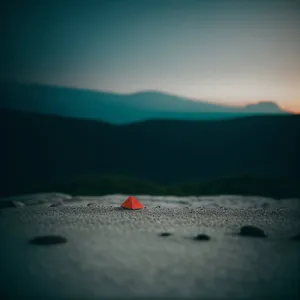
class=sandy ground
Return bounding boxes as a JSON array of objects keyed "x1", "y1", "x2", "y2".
[{"x1": 1, "y1": 193, "x2": 300, "y2": 299}]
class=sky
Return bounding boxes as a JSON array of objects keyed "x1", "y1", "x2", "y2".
[{"x1": 3, "y1": 0, "x2": 300, "y2": 112}]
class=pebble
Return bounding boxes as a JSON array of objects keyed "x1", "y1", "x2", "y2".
[
  {"x1": 29, "y1": 235, "x2": 68, "y2": 246},
  {"x1": 159, "y1": 232, "x2": 172, "y2": 237},
  {"x1": 50, "y1": 203, "x2": 63, "y2": 208},
  {"x1": 239, "y1": 225, "x2": 267, "y2": 238},
  {"x1": 194, "y1": 234, "x2": 211, "y2": 241}
]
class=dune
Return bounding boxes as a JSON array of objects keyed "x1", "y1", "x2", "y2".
[{"x1": 1, "y1": 193, "x2": 300, "y2": 299}]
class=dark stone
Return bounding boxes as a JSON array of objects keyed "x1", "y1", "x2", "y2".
[
  {"x1": 194, "y1": 234, "x2": 210, "y2": 241},
  {"x1": 50, "y1": 202, "x2": 62, "y2": 207},
  {"x1": 239, "y1": 225, "x2": 267, "y2": 238},
  {"x1": 87, "y1": 203, "x2": 95, "y2": 207},
  {"x1": 156, "y1": 206, "x2": 161, "y2": 208},
  {"x1": 159, "y1": 232, "x2": 172, "y2": 237},
  {"x1": 291, "y1": 233, "x2": 300, "y2": 241},
  {"x1": 29, "y1": 235, "x2": 68, "y2": 246}
]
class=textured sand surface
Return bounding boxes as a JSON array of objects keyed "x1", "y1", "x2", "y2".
[{"x1": 1, "y1": 194, "x2": 300, "y2": 299}]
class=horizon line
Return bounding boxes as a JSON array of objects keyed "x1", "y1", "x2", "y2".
[{"x1": 4, "y1": 78, "x2": 298, "y2": 114}]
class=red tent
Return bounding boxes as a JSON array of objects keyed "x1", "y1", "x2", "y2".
[{"x1": 121, "y1": 196, "x2": 144, "y2": 210}]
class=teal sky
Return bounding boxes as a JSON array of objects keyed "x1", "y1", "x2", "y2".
[{"x1": 4, "y1": 0, "x2": 300, "y2": 112}]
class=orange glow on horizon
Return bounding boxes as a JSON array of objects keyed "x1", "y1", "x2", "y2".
[{"x1": 280, "y1": 102, "x2": 300, "y2": 114}]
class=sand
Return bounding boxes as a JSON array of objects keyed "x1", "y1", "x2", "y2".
[{"x1": 1, "y1": 194, "x2": 300, "y2": 299}]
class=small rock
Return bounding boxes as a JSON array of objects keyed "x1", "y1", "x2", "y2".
[
  {"x1": 156, "y1": 206, "x2": 161, "y2": 208},
  {"x1": 290, "y1": 233, "x2": 300, "y2": 241},
  {"x1": 239, "y1": 225, "x2": 267, "y2": 238},
  {"x1": 159, "y1": 232, "x2": 172, "y2": 237},
  {"x1": 29, "y1": 235, "x2": 67, "y2": 246},
  {"x1": 194, "y1": 234, "x2": 210, "y2": 241},
  {"x1": 87, "y1": 203, "x2": 95, "y2": 207},
  {"x1": 50, "y1": 202, "x2": 63, "y2": 208}
]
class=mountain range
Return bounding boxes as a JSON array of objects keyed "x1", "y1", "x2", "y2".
[
  {"x1": 0, "y1": 81, "x2": 287, "y2": 124},
  {"x1": 1, "y1": 107, "x2": 299, "y2": 197}
]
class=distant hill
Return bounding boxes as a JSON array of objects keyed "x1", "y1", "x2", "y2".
[
  {"x1": 244, "y1": 101, "x2": 284, "y2": 113},
  {"x1": 1, "y1": 108, "x2": 299, "y2": 197},
  {"x1": 0, "y1": 81, "x2": 288, "y2": 124}
]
